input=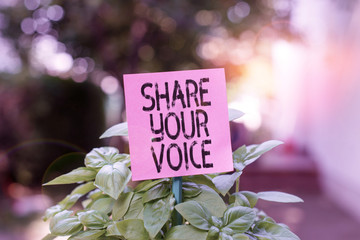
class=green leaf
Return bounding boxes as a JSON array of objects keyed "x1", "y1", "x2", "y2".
[
  {"x1": 43, "y1": 205, "x2": 62, "y2": 221},
  {"x1": 175, "y1": 201, "x2": 211, "y2": 230},
  {"x1": 68, "y1": 229, "x2": 106, "y2": 240},
  {"x1": 240, "y1": 191, "x2": 258, "y2": 208},
  {"x1": 183, "y1": 175, "x2": 217, "y2": 191},
  {"x1": 89, "y1": 197, "x2": 115, "y2": 214},
  {"x1": 43, "y1": 167, "x2": 97, "y2": 186},
  {"x1": 232, "y1": 233, "x2": 251, "y2": 240},
  {"x1": 257, "y1": 191, "x2": 303, "y2": 203},
  {"x1": 143, "y1": 182, "x2": 171, "y2": 204},
  {"x1": 206, "y1": 226, "x2": 220, "y2": 240},
  {"x1": 100, "y1": 122, "x2": 128, "y2": 138},
  {"x1": 229, "y1": 193, "x2": 251, "y2": 208},
  {"x1": 135, "y1": 178, "x2": 170, "y2": 192},
  {"x1": 166, "y1": 225, "x2": 207, "y2": 240},
  {"x1": 50, "y1": 210, "x2": 83, "y2": 236},
  {"x1": 94, "y1": 162, "x2": 131, "y2": 199},
  {"x1": 185, "y1": 185, "x2": 227, "y2": 217},
  {"x1": 78, "y1": 210, "x2": 110, "y2": 230},
  {"x1": 144, "y1": 195, "x2": 175, "y2": 238},
  {"x1": 58, "y1": 182, "x2": 96, "y2": 210},
  {"x1": 228, "y1": 108, "x2": 245, "y2": 121},
  {"x1": 85, "y1": 147, "x2": 130, "y2": 169},
  {"x1": 41, "y1": 234, "x2": 57, "y2": 240},
  {"x1": 223, "y1": 206, "x2": 255, "y2": 233},
  {"x1": 244, "y1": 140, "x2": 283, "y2": 166},
  {"x1": 219, "y1": 232, "x2": 232, "y2": 240},
  {"x1": 124, "y1": 193, "x2": 144, "y2": 220},
  {"x1": 183, "y1": 182, "x2": 202, "y2": 198},
  {"x1": 253, "y1": 221, "x2": 300, "y2": 240},
  {"x1": 212, "y1": 172, "x2": 241, "y2": 196},
  {"x1": 113, "y1": 192, "x2": 134, "y2": 220},
  {"x1": 106, "y1": 219, "x2": 150, "y2": 240}
]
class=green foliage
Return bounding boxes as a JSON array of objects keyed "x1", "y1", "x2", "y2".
[{"x1": 42, "y1": 119, "x2": 302, "y2": 240}]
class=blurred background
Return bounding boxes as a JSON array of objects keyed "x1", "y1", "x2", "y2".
[{"x1": 1, "y1": 0, "x2": 360, "y2": 239}]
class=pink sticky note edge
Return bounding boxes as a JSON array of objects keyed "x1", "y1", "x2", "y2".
[{"x1": 124, "y1": 68, "x2": 233, "y2": 181}]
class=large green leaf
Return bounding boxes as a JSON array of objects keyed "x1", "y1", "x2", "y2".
[
  {"x1": 232, "y1": 233, "x2": 252, "y2": 240},
  {"x1": 142, "y1": 182, "x2": 171, "y2": 204},
  {"x1": 144, "y1": 195, "x2": 175, "y2": 238},
  {"x1": 43, "y1": 167, "x2": 97, "y2": 185},
  {"x1": 89, "y1": 196, "x2": 115, "y2": 215},
  {"x1": 257, "y1": 191, "x2": 303, "y2": 203},
  {"x1": 113, "y1": 192, "x2": 134, "y2": 220},
  {"x1": 50, "y1": 210, "x2": 83, "y2": 236},
  {"x1": 68, "y1": 229, "x2": 106, "y2": 240},
  {"x1": 165, "y1": 225, "x2": 207, "y2": 240},
  {"x1": 100, "y1": 122, "x2": 128, "y2": 138},
  {"x1": 253, "y1": 221, "x2": 300, "y2": 240},
  {"x1": 135, "y1": 178, "x2": 170, "y2": 192},
  {"x1": 228, "y1": 108, "x2": 245, "y2": 121},
  {"x1": 85, "y1": 147, "x2": 130, "y2": 169},
  {"x1": 78, "y1": 210, "x2": 110, "y2": 230},
  {"x1": 106, "y1": 219, "x2": 149, "y2": 240},
  {"x1": 223, "y1": 206, "x2": 255, "y2": 233},
  {"x1": 124, "y1": 193, "x2": 144, "y2": 220},
  {"x1": 212, "y1": 172, "x2": 241, "y2": 196},
  {"x1": 175, "y1": 201, "x2": 211, "y2": 230},
  {"x1": 94, "y1": 162, "x2": 131, "y2": 199},
  {"x1": 185, "y1": 185, "x2": 227, "y2": 217}
]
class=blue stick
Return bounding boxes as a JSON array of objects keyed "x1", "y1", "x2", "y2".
[{"x1": 172, "y1": 176, "x2": 183, "y2": 225}]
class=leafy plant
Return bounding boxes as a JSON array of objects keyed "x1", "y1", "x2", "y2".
[{"x1": 42, "y1": 108, "x2": 303, "y2": 240}]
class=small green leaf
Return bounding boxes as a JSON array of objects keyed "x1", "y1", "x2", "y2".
[
  {"x1": 253, "y1": 221, "x2": 300, "y2": 240},
  {"x1": 165, "y1": 225, "x2": 207, "y2": 240},
  {"x1": 78, "y1": 210, "x2": 109, "y2": 230},
  {"x1": 257, "y1": 191, "x2": 303, "y2": 203},
  {"x1": 183, "y1": 175, "x2": 217, "y2": 191},
  {"x1": 219, "y1": 232, "x2": 232, "y2": 240},
  {"x1": 144, "y1": 195, "x2": 175, "y2": 238},
  {"x1": 223, "y1": 206, "x2": 255, "y2": 233},
  {"x1": 43, "y1": 167, "x2": 97, "y2": 185},
  {"x1": 185, "y1": 185, "x2": 227, "y2": 217},
  {"x1": 113, "y1": 192, "x2": 134, "y2": 220},
  {"x1": 68, "y1": 229, "x2": 106, "y2": 240},
  {"x1": 212, "y1": 172, "x2": 241, "y2": 196},
  {"x1": 57, "y1": 182, "x2": 96, "y2": 210},
  {"x1": 143, "y1": 182, "x2": 171, "y2": 203},
  {"x1": 41, "y1": 234, "x2": 57, "y2": 240},
  {"x1": 135, "y1": 178, "x2": 170, "y2": 192},
  {"x1": 89, "y1": 197, "x2": 115, "y2": 214},
  {"x1": 183, "y1": 182, "x2": 202, "y2": 198},
  {"x1": 244, "y1": 140, "x2": 283, "y2": 166},
  {"x1": 100, "y1": 122, "x2": 128, "y2": 138},
  {"x1": 106, "y1": 219, "x2": 150, "y2": 240},
  {"x1": 43, "y1": 205, "x2": 62, "y2": 221},
  {"x1": 229, "y1": 193, "x2": 251, "y2": 208},
  {"x1": 94, "y1": 162, "x2": 131, "y2": 199},
  {"x1": 206, "y1": 226, "x2": 220, "y2": 240},
  {"x1": 50, "y1": 210, "x2": 83, "y2": 236},
  {"x1": 228, "y1": 108, "x2": 245, "y2": 121},
  {"x1": 175, "y1": 201, "x2": 211, "y2": 230},
  {"x1": 240, "y1": 191, "x2": 258, "y2": 208},
  {"x1": 85, "y1": 147, "x2": 129, "y2": 169},
  {"x1": 232, "y1": 233, "x2": 251, "y2": 240},
  {"x1": 124, "y1": 193, "x2": 144, "y2": 220},
  {"x1": 210, "y1": 216, "x2": 223, "y2": 228}
]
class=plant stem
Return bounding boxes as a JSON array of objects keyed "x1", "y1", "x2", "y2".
[{"x1": 235, "y1": 177, "x2": 240, "y2": 193}]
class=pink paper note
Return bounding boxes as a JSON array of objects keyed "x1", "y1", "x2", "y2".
[{"x1": 124, "y1": 68, "x2": 233, "y2": 181}]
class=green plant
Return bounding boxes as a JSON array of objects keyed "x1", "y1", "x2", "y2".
[{"x1": 42, "y1": 110, "x2": 303, "y2": 240}]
